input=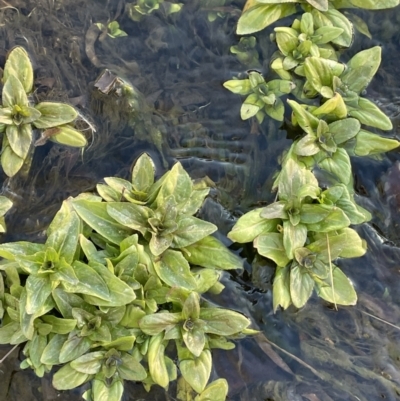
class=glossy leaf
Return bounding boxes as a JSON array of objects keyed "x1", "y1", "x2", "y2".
[
  {"x1": 70, "y1": 351, "x2": 104, "y2": 374},
  {"x1": 52, "y1": 363, "x2": 90, "y2": 390},
  {"x1": 72, "y1": 200, "x2": 132, "y2": 245},
  {"x1": 3, "y1": 47, "x2": 34, "y2": 93},
  {"x1": 172, "y1": 217, "x2": 217, "y2": 249},
  {"x1": 350, "y1": 130, "x2": 399, "y2": 156},
  {"x1": 348, "y1": 97, "x2": 392, "y2": 130},
  {"x1": 340, "y1": 47, "x2": 381, "y2": 94},
  {"x1": 237, "y1": 4, "x2": 296, "y2": 35},
  {"x1": 148, "y1": 333, "x2": 169, "y2": 388},
  {"x1": 273, "y1": 265, "x2": 292, "y2": 311},
  {"x1": 223, "y1": 79, "x2": 252, "y2": 95},
  {"x1": 6, "y1": 124, "x2": 32, "y2": 159},
  {"x1": 33, "y1": 102, "x2": 78, "y2": 129},
  {"x1": 315, "y1": 265, "x2": 357, "y2": 305},
  {"x1": 254, "y1": 233, "x2": 290, "y2": 266},
  {"x1": 290, "y1": 265, "x2": 314, "y2": 308},
  {"x1": 50, "y1": 125, "x2": 87, "y2": 147},
  {"x1": 183, "y1": 235, "x2": 243, "y2": 270},
  {"x1": 283, "y1": 221, "x2": 307, "y2": 260},
  {"x1": 139, "y1": 312, "x2": 181, "y2": 335},
  {"x1": 2, "y1": 75, "x2": 29, "y2": 108},
  {"x1": 131, "y1": 153, "x2": 155, "y2": 192},
  {"x1": 195, "y1": 378, "x2": 229, "y2": 401},
  {"x1": 228, "y1": 208, "x2": 279, "y2": 243},
  {"x1": 155, "y1": 249, "x2": 197, "y2": 290},
  {"x1": 119, "y1": 353, "x2": 147, "y2": 381},
  {"x1": 200, "y1": 308, "x2": 250, "y2": 335},
  {"x1": 1, "y1": 140, "x2": 24, "y2": 177},
  {"x1": 92, "y1": 379, "x2": 124, "y2": 401},
  {"x1": 180, "y1": 350, "x2": 212, "y2": 394},
  {"x1": 318, "y1": 148, "x2": 352, "y2": 185}
]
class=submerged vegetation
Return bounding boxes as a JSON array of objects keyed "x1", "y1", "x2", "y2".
[
  {"x1": 0, "y1": 0, "x2": 399, "y2": 400},
  {"x1": 225, "y1": 0, "x2": 400, "y2": 310},
  {"x1": 0, "y1": 47, "x2": 87, "y2": 178}
]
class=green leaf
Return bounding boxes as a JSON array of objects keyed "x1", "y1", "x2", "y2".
[
  {"x1": 315, "y1": 265, "x2": 357, "y2": 305},
  {"x1": 155, "y1": 250, "x2": 197, "y2": 290},
  {"x1": 265, "y1": 98, "x2": 285, "y2": 121},
  {"x1": 294, "y1": 134, "x2": 319, "y2": 156},
  {"x1": 223, "y1": 79, "x2": 252, "y2": 95},
  {"x1": 50, "y1": 125, "x2": 87, "y2": 147},
  {"x1": 340, "y1": 47, "x2": 381, "y2": 94},
  {"x1": 92, "y1": 379, "x2": 124, "y2": 401},
  {"x1": 312, "y1": 9, "x2": 354, "y2": 47},
  {"x1": 228, "y1": 208, "x2": 279, "y2": 243},
  {"x1": 72, "y1": 200, "x2": 132, "y2": 245},
  {"x1": 350, "y1": 0, "x2": 399, "y2": 9},
  {"x1": 348, "y1": 97, "x2": 392, "y2": 130},
  {"x1": 240, "y1": 93, "x2": 262, "y2": 120},
  {"x1": 139, "y1": 312, "x2": 181, "y2": 335},
  {"x1": 0, "y1": 242, "x2": 23, "y2": 263},
  {"x1": 182, "y1": 325, "x2": 206, "y2": 357},
  {"x1": 119, "y1": 353, "x2": 147, "y2": 381},
  {"x1": 237, "y1": 4, "x2": 296, "y2": 35},
  {"x1": 131, "y1": 153, "x2": 155, "y2": 192},
  {"x1": 3, "y1": 77, "x2": 29, "y2": 113},
  {"x1": 273, "y1": 265, "x2": 292, "y2": 311},
  {"x1": 148, "y1": 333, "x2": 169, "y2": 388},
  {"x1": 70, "y1": 351, "x2": 104, "y2": 374},
  {"x1": 25, "y1": 275, "x2": 52, "y2": 315},
  {"x1": 158, "y1": 162, "x2": 192, "y2": 207},
  {"x1": 345, "y1": 12, "x2": 371, "y2": 39},
  {"x1": 318, "y1": 148, "x2": 351, "y2": 185},
  {"x1": 283, "y1": 221, "x2": 307, "y2": 260},
  {"x1": 304, "y1": 57, "x2": 344, "y2": 95},
  {"x1": 290, "y1": 265, "x2": 314, "y2": 308},
  {"x1": 1, "y1": 140, "x2": 24, "y2": 177},
  {"x1": 3, "y1": 47, "x2": 34, "y2": 93},
  {"x1": 106, "y1": 202, "x2": 151, "y2": 236},
  {"x1": 33, "y1": 102, "x2": 78, "y2": 129},
  {"x1": 351, "y1": 129, "x2": 399, "y2": 156},
  {"x1": 59, "y1": 335, "x2": 92, "y2": 363},
  {"x1": 172, "y1": 217, "x2": 217, "y2": 249},
  {"x1": 306, "y1": 206, "x2": 350, "y2": 232},
  {"x1": 254, "y1": 233, "x2": 290, "y2": 266},
  {"x1": 288, "y1": 99, "x2": 320, "y2": 135},
  {"x1": 312, "y1": 26, "x2": 344, "y2": 44},
  {"x1": 200, "y1": 308, "x2": 250, "y2": 335},
  {"x1": 329, "y1": 118, "x2": 360, "y2": 144},
  {"x1": 41, "y1": 316, "x2": 77, "y2": 334},
  {"x1": 195, "y1": 378, "x2": 229, "y2": 401},
  {"x1": 63, "y1": 261, "x2": 110, "y2": 300},
  {"x1": 6, "y1": 124, "x2": 32, "y2": 159},
  {"x1": 52, "y1": 363, "x2": 90, "y2": 390},
  {"x1": 46, "y1": 211, "x2": 81, "y2": 264},
  {"x1": 180, "y1": 350, "x2": 212, "y2": 394},
  {"x1": 82, "y1": 261, "x2": 135, "y2": 307},
  {"x1": 183, "y1": 236, "x2": 243, "y2": 270},
  {"x1": 41, "y1": 334, "x2": 67, "y2": 365},
  {"x1": 306, "y1": 0, "x2": 328, "y2": 11}
]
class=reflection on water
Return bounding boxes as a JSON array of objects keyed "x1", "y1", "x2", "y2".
[{"x1": 0, "y1": 1, "x2": 400, "y2": 400}]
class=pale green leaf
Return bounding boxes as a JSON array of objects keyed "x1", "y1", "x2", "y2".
[
  {"x1": 3, "y1": 47, "x2": 34, "y2": 93},
  {"x1": 33, "y1": 102, "x2": 78, "y2": 129}
]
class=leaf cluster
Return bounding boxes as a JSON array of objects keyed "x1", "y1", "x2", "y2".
[
  {"x1": 127, "y1": 0, "x2": 183, "y2": 22},
  {"x1": 0, "y1": 47, "x2": 87, "y2": 177},
  {"x1": 225, "y1": 0, "x2": 400, "y2": 310},
  {"x1": 0, "y1": 154, "x2": 251, "y2": 401}
]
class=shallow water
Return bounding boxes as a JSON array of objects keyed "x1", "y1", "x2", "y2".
[{"x1": 0, "y1": 1, "x2": 400, "y2": 400}]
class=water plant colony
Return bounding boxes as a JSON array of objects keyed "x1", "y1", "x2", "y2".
[{"x1": 0, "y1": 0, "x2": 400, "y2": 400}]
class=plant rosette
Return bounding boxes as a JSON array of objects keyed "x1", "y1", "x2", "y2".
[{"x1": 0, "y1": 47, "x2": 87, "y2": 177}]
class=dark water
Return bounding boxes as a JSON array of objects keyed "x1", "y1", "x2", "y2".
[{"x1": 1, "y1": 1, "x2": 400, "y2": 400}]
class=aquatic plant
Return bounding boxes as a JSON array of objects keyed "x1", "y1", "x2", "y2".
[
  {"x1": 0, "y1": 196, "x2": 12, "y2": 233},
  {"x1": 0, "y1": 153, "x2": 252, "y2": 401},
  {"x1": 95, "y1": 21, "x2": 128, "y2": 38},
  {"x1": 127, "y1": 0, "x2": 183, "y2": 21},
  {"x1": 224, "y1": 71, "x2": 295, "y2": 122},
  {"x1": 0, "y1": 47, "x2": 87, "y2": 177},
  {"x1": 225, "y1": 0, "x2": 400, "y2": 310}
]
